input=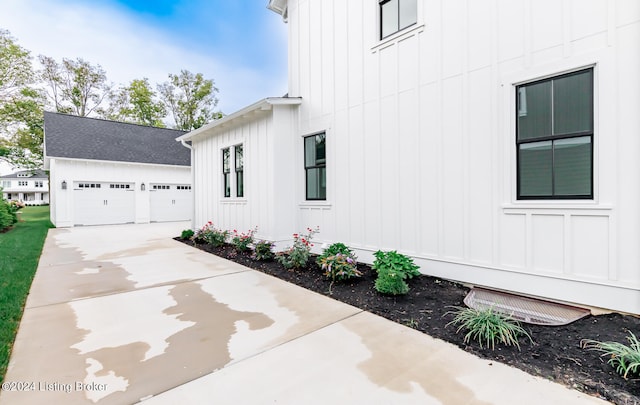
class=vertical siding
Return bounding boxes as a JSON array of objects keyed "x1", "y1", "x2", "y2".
[{"x1": 284, "y1": 0, "x2": 639, "y2": 312}]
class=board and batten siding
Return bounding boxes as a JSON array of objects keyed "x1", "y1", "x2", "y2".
[{"x1": 285, "y1": 0, "x2": 640, "y2": 313}]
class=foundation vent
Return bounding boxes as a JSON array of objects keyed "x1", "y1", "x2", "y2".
[{"x1": 464, "y1": 287, "x2": 590, "y2": 326}]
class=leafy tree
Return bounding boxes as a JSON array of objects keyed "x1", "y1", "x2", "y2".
[
  {"x1": 157, "y1": 70, "x2": 221, "y2": 131},
  {"x1": 105, "y1": 78, "x2": 166, "y2": 127},
  {"x1": 0, "y1": 29, "x2": 32, "y2": 103},
  {"x1": 38, "y1": 55, "x2": 112, "y2": 117}
]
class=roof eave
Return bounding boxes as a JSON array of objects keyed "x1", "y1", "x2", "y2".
[
  {"x1": 176, "y1": 97, "x2": 302, "y2": 142},
  {"x1": 267, "y1": 0, "x2": 288, "y2": 22}
]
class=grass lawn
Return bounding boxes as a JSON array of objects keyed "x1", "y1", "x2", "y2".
[{"x1": 0, "y1": 206, "x2": 53, "y2": 382}]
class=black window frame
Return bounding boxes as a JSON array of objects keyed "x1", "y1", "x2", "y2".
[
  {"x1": 516, "y1": 68, "x2": 594, "y2": 200},
  {"x1": 235, "y1": 144, "x2": 244, "y2": 198},
  {"x1": 304, "y1": 132, "x2": 326, "y2": 201},
  {"x1": 379, "y1": 0, "x2": 417, "y2": 40},
  {"x1": 222, "y1": 147, "x2": 231, "y2": 198}
]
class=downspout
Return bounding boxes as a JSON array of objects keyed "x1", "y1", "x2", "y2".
[{"x1": 179, "y1": 139, "x2": 196, "y2": 230}]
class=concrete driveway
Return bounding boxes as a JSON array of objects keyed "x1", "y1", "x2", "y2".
[{"x1": 0, "y1": 223, "x2": 607, "y2": 404}]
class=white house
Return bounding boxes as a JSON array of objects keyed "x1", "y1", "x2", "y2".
[
  {"x1": 178, "y1": 0, "x2": 640, "y2": 314},
  {"x1": 45, "y1": 112, "x2": 192, "y2": 227},
  {"x1": 0, "y1": 169, "x2": 49, "y2": 205}
]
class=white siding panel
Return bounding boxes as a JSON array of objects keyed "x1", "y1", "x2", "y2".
[
  {"x1": 379, "y1": 45, "x2": 397, "y2": 98},
  {"x1": 441, "y1": 77, "x2": 464, "y2": 259},
  {"x1": 441, "y1": 0, "x2": 465, "y2": 78},
  {"x1": 500, "y1": 213, "x2": 526, "y2": 269},
  {"x1": 467, "y1": 68, "x2": 493, "y2": 264},
  {"x1": 497, "y1": 0, "x2": 524, "y2": 61},
  {"x1": 531, "y1": 0, "x2": 563, "y2": 51},
  {"x1": 419, "y1": 24, "x2": 438, "y2": 85},
  {"x1": 571, "y1": 0, "x2": 608, "y2": 40},
  {"x1": 321, "y1": 0, "x2": 334, "y2": 116},
  {"x1": 418, "y1": 83, "x2": 439, "y2": 256},
  {"x1": 334, "y1": 0, "x2": 349, "y2": 112},
  {"x1": 398, "y1": 89, "x2": 419, "y2": 253},
  {"x1": 363, "y1": 100, "x2": 382, "y2": 248},
  {"x1": 617, "y1": 0, "x2": 640, "y2": 26},
  {"x1": 348, "y1": 105, "x2": 365, "y2": 246},
  {"x1": 531, "y1": 214, "x2": 564, "y2": 273},
  {"x1": 467, "y1": 0, "x2": 492, "y2": 70},
  {"x1": 348, "y1": 0, "x2": 364, "y2": 107},
  {"x1": 398, "y1": 36, "x2": 419, "y2": 92},
  {"x1": 571, "y1": 215, "x2": 609, "y2": 280},
  {"x1": 379, "y1": 95, "x2": 399, "y2": 250},
  {"x1": 333, "y1": 109, "x2": 350, "y2": 243}
]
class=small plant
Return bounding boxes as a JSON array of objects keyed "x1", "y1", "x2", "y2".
[
  {"x1": 445, "y1": 306, "x2": 532, "y2": 350},
  {"x1": 276, "y1": 227, "x2": 319, "y2": 270},
  {"x1": 252, "y1": 240, "x2": 275, "y2": 261},
  {"x1": 582, "y1": 331, "x2": 640, "y2": 379},
  {"x1": 231, "y1": 227, "x2": 257, "y2": 252},
  {"x1": 373, "y1": 250, "x2": 420, "y2": 295},
  {"x1": 181, "y1": 229, "x2": 195, "y2": 240},
  {"x1": 403, "y1": 318, "x2": 419, "y2": 329},
  {"x1": 319, "y1": 253, "x2": 362, "y2": 282},
  {"x1": 316, "y1": 242, "x2": 355, "y2": 266},
  {"x1": 192, "y1": 221, "x2": 228, "y2": 247}
]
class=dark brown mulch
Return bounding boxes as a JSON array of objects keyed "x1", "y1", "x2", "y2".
[{"x1": 178, "y1": 238, "x2": 640, "y2": 404}]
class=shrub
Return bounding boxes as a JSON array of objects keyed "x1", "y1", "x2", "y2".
[
  {"x1": 181, "y1": 229, "x2": 195, "y2": 239},
  {"x1": 373, "y1": 250, "x2": 420, "y2": 295},
  {"x1": 0, "y1": 200, "x2": 15, "y2": 232},
  {"x1": 320, "y1": 253, "x2": 362, "y2": 282},
  {"x1": 231, "y1": 227, "x2": 257, "y2": 252},
  {"x1": 446, "y1": 306, "x2": 532, "y2": 350},
  {"x1": 582, "y1": 331, "x2": 640, "y2": 379},
  {"x1": 192, "y1": 222, "x2": 229, "y2": 247},
  {"x1": 374, "y1": 271, "x2": 409, "y2": 295},
  {"x1": 276, "y1": 227, "x2": 319, "y2": 270},
  {"x1": 316, "y1": 242, "x2": 355, "y2": 266},
  {"x1": 252, "y1": 240, "x2": 275, "y2": 261}
]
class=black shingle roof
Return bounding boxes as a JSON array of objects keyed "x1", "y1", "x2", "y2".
[
  {"x1": 0, "y1": 169, "x2": 48, "y2": 179},
  {"x1": 44, "y1": 112, "x2": 190, "y2": 166}
]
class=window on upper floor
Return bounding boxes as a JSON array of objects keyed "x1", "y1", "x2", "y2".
[
  {"x1": 1, "y1": 181, "x2": 10, "y2": 188},
  {"x1": 516, "y1": 68, "x2": 594, "y2": 200},
  {"x1": 18, "y1": 181, "x2": 28, "y2": 187},
  {"x1": 235, "y1": 144, "x2": 244, "y2": 198},
  {"x1": 380, "y1": 0, "x2": 417, "y2": 39},
  {"x1": 35, "y1": 181, "x2": 43, "y2": 188},
  {"x1": 304, "y1": 133, "x2": 326, "y2": 201}
]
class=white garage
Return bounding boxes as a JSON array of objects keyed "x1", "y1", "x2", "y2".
[
  {"x1": 149, "y1": 184, "x2": 191, "y2": 222},
  {"x1": 44, "y1": 112, "x2": 192, "y2": 228},
  {"x1": 73, "y1": 182, "x2": 136, "y2": 226}
]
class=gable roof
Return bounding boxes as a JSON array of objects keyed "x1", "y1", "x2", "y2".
[
  {"x1": 0, "y1": 169, "x2": 48, "y2": 179},
  {"x1": 44, "y1": 112, "x2": 190, "y2": 167}
]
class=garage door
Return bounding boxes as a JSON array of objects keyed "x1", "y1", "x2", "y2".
[
  {"x1": 149, "y1": 184, "x2": 191, "y2": 222},
  {"x1": 73, "y1": 182, "x2": 135, "y2": 226}
]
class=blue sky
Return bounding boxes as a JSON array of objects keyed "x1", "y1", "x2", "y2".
[{"x1": 0, "y1": 0, "x2": 288, "y2": 115}]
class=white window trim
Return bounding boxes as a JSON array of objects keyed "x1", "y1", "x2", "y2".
[
  {"x1": 499, "y1": 52, "x2": 606, "y2": 209},
  {"x1": 220, "y1": 142, "x2": 246, "y2": 201}
]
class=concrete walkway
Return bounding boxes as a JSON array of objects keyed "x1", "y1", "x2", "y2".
[{"x1": 1, "y1": 223, "x2": 608, "y2": 404}]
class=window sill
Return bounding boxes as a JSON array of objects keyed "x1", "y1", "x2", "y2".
[
  {"x1": 371, "y1": 24, "x2": 425, "y2": 53},
  {"x1": 502, "y1": 202, "x2": 612, "y2": 212},
  {"x1": 220, "y1": 198, "x2": 247, "y2": 204},
  {"x1": 299, "y1": 201, "x2": 332, "y2": 209}
]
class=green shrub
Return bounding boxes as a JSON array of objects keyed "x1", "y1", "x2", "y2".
[
  {"x1": 582, "y1": 331, "x2": 640, "y2": 379},
  {"x1": 373, "y1": 250, "x2": 420, "y2": 295},
  {"x1": 192, "y1": 222, "x2": 228, "y2": 247},
  {"x1": 316, "y1": 242, "x2": 355, "y2": 266},
  {"x1": 181, "y1": 229, "x2": 195, "y2": 239},
  {"x1": 276, "y1": 227, "x2": 319, "y2": 270},
  {"x1": 374, "y1": 271, "x2": 409, "y2": 295},
  {"x1": 320, "y1": 253, "x2": 362, "y2": 282},
  {"x1": 252, "y1": 240, "x2": 275, "y2": 261},
  {"x1": 231, "y1": 227, "x2": 257, "y2": 252},
  {"x1": 0, "y1": 200, "x2": 14, "y2": 232},
  {"x1": 446, "y1": 306, "x2": 532, "y2": 350}
]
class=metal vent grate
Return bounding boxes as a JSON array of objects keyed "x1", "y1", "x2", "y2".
[{"x1": 464, "y1": 287, "x2": 591, "y2": 326}]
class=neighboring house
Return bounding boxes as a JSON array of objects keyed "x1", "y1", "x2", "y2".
[
  {"x1": 45, "y1": 112, "x2": 191, "y2": 227},
  {"x1": 178, "y1": 1, "x2": 640, "y2": 314},
  {"x1": 0, "y1": 169, "x2": 50, "y2": 205}
]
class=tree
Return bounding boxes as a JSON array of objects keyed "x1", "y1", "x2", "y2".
[
  {"x1": 39, "y1": 56, "x2": 112, "y2": 117},
  {"x1": 105, "y1": 78, "x2": 166, "y2": 127},
  {"x1": 0, "y1": 29, "x2": 32, "y2": 103},
  {"x1": 157, "y1": 70, "x2": 221, "y2": 131}
]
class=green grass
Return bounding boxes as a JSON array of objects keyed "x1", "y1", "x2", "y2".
[{"x1": 0, "y1": 206, "x2": 53, "y2": 382}]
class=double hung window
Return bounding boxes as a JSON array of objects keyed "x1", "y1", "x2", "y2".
[
  {"x1": 516, "y1": 68, "x2": 594, "y2": 199},
  {"x1": 304, "y1": 133, "x2": 326, "y2": 200},
  {"x1": 380, "y1": 0, "x2": 417, "y2": 39}
]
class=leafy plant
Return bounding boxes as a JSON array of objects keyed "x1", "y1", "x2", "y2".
[
  {"x1": 446, "y1": 306, "x2": 532, "y2": 350},
  {"x1": 181, "y1": 229, "x2": 194, "y2": 239},
  {"x1": 316, "y1": 242, "x2": 355, "y2": 266},
  {"x1": 582, "y1": 331, "x2": 640, "y2": 379},
  {"x1": 319, "y1": 253, "x2": 362, "y2": 282},
  {"x1": 373, "y1": 250, "x2": 420, "y2": 295},
  {"x1": 231, "y1": 227, "x2": 257, "y2": 252},
  {"x1": 192, "y1": 221, "x2": 228, "y2": 247},
  {"x1": 252, "y1": 240, "x2": 275, "y2": 261},
  {"x1": 276, "y1": 227, "x2": 319, "y2": 270}
]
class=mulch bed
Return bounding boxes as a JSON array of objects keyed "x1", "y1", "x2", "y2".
[{"x1": 179, "y1": 238, "x2": 640, "y2": 404}]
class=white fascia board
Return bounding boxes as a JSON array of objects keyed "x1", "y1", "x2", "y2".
[
  {"x1": 46, "y1": 156, "x2": 191, "y2": 169},
  {"x1": 176, "y1": 97, "x2": 301, "y2": 142}
]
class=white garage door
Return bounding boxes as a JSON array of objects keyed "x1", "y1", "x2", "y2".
[
  {"x1": 149, "y1": 184, "x2": 191, "y2": 222},
  {"x1": 73, "y1": 182, "x2": 135, "y2": 226}
]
